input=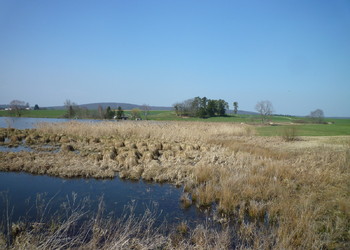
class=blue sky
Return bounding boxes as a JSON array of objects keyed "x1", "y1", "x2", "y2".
[{"x1": 0, "y1": 0, "x2": 349, "y2": 116}]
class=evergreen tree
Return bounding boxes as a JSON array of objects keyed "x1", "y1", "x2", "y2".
[
  {"x1": 105, "y1": 106, "x2": 115, "y2": 119},
  {"x1": 116, "y1": 106, "x2": 124, "y2": 119}
]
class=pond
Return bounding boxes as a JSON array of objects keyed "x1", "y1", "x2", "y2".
[{"x1": 0, "y1": 172, "x2": 208, "y2": 226}]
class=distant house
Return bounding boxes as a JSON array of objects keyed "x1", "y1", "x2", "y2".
[{"x1": 113, "y1": 116, "x2": 129, "y2": 120}]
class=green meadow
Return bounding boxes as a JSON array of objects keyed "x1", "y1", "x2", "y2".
[
  {"x1": 257, "y1": 118, "x2": 350, "y2": 136},
  {"x1": 0, "y1": 109, "x2": 66, "y2": 118}
]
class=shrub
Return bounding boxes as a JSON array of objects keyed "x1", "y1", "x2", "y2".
[{"x1": 281, "y1": 126, "x2": 298, "y2": 142}]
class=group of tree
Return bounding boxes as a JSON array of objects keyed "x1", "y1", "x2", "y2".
[
  {"x1": 63, "y1": 100, "x2": 94, "y2": 119},
  {"x1": 173, "y1": 97, "x2": 229, "y2": 118},
  {"x1": 63, "y1": 100, "x2": 129, "y2": 120}
]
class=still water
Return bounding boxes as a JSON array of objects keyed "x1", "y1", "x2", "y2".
[
  {"x1": 0, "y1": 116, "x2": 101, "y2": 129},
  {"x1": 0, "y1": 172, "x2": 206, "y2": 225}
]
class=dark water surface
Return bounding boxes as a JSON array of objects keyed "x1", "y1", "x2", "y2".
[{"x1": 0, "y1": 172, "x2": 207, "y2": 225}]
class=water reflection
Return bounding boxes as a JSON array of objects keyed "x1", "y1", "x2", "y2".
[{"x1": 0, "y1": 172, "x2": 207, "y2": 225}]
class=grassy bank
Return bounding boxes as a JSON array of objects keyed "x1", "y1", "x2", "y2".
[{"x1": 1, "y1": 121, "x2": 349, "y2": 248}]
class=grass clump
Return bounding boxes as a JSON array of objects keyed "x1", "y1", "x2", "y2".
[{"x1": 180, "y1": 193, "x2": 192, "y2": 209}]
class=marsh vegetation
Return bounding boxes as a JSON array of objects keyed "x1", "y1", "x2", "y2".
[{"x1": 0, "y1": 120, "x2": 349, "y2": 249}]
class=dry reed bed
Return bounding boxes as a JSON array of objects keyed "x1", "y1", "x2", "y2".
[
  {"x1": 0, "y1": 122, "x2": 349, "y2": 249},
  {"x1": 35, "y1": 120, "x2": 253, "y2": 142}
]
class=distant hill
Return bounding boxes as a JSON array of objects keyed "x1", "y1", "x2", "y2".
[
  {"x1": 44, "y1": 102, "x2": 173, "y2": 111},
  {"x1": 229, "y1": 110, "x2": 259, "y2": 116}
]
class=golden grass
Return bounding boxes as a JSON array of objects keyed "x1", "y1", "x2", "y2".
[
  {"x1": 35, "y1": 120, "x2": 253, "y2": 142},
  {"x1": 1, "y1": 122, "x2": 349, "y2": 248}
]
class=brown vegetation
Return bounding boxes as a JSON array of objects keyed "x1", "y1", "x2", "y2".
[{"x1": 0, "y1": 121, "x2": 349, "y2": 249}]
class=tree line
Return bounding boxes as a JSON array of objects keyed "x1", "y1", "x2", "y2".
[
  {"x1": 173, "y1": 97, "x2": 229, "y2": 118},
  {"x1": 63, "y1": 100, "x2": 150, "y2": 120},
  {"x1": 64, "y1": 100, "x2": 127, "y2": 119}
]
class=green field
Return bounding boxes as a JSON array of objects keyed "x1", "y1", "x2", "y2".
[
  {"x1": 257, "y1": 122, "x2": 350, "y2": 136},
  {"x1": 1, "y1": 109, "x2": 349, "y2": 136},
  {"x1": 0, "y1": 109, "x2": 66, "y2": 118},
  {"x1": 256, "y1": 117, "x2": 350, "y2": 136}
]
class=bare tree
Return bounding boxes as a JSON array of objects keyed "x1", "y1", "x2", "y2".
[
  {"x1": 309, "y1": 109, "x2": 325, "y2": 124},
  {"x1": 10, "y1": 100, "x2": 27, "y2": 117},
  {"x1": 255, "y1": 100, "x2": 274, "y2": 123},
  {"x1": 98, "y1": 105, "x2": 104, "y2": 119},
  {"x1": 141, "y1": 104, "x2": 151, "y2": 120},
  {"x1": 64, "y1": 99, "x2": 78, "y2": 118}
]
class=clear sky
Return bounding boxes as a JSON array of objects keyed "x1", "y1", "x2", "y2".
[{"x1": 0, "y1": 0, "x2": 349, "y2": 116}]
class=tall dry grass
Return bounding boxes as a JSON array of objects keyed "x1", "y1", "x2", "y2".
[{"x1": 35, "y1": 120, "x2": 254, "y2": 142}]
